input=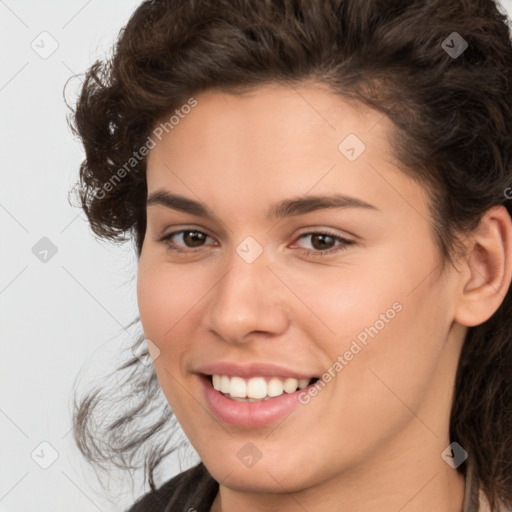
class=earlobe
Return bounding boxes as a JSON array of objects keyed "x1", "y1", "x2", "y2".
[{"x1": 454, "y1": 205, "x2": 512, "y2": 327}]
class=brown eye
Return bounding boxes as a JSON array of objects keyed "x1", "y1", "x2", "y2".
[
  {"x1": 159, "y1": 230, "x2": 214, "y2": 251},
  {"x1": 181, "y1": 231, "x2": 207, "y2": 247},
  {"x1": 293, "y1": 231, "x2": 355, "y2": 256},
  {"x1": 309, "y1": 234, "x2": 336, "y2": 251}
]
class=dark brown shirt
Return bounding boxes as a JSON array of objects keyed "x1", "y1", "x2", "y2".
[
  {"x1": 126, "y1": 462, "x2": 218, "y2": 512},
  {"x1": 126, "y1": 456, "x2": 502, "y2": 512}
]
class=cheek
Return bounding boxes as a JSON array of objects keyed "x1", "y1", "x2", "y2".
[
  {"x1": 307, "y1": 239, "x2": 449, "y2": 400},
  {"x1": 136, "y1": 260, "x2": 202, "y2": 407},
  {"x1": 137, "y1": 259, "x2": 200, "y2": 339},
  {"x1": 288, "y1": 254, "x2": 407, "y2": 344},
  {"x1": 349, "y1": 299, "x2": 449, "y2": 436},
  {"x1": 137, "y1": 267, "x2": 169, "y2": 337},
  {"x1": 333, "y1": 292, "x2": 450, "y2": 452}
]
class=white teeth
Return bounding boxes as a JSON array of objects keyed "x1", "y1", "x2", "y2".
[
  {"x1": 283, "y1": 378, "x2": 299, "y2": 393},
  {"x1": 298, "y1": 378, "x2": 310, "y2": 389},
  {"x1": 229, "y1": 376, "x2": 247, "y2": 398},
  {"x1": 267, "y1": 377, "x2": 283, "y2": 397},
  {"x1": 220, "y1": 375, "x2": 231, "y2": 394},
  {"x1": 210, "y1": 374, "x2": 313, "y2": 400},
  {"x1": 247, "y1": 377, "x2": 267, "y2": 399}
]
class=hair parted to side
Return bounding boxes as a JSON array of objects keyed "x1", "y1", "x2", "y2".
[{"x1": 69, "y1": 0, "x2": 512, "y2": 507}]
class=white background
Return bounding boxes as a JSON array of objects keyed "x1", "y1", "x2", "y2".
[{"x1": 1, "y1": 1, "x2": 512, "y2": 511}]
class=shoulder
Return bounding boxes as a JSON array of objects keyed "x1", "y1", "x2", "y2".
[{"x1": 126, "y1": 462, "x2": 218, "y2": 512}]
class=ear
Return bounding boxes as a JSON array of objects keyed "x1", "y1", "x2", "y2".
[{"x1": 454, "y1": 205, "x2": 512, "y2": 327}]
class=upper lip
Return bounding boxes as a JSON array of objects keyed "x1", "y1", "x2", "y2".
[{"x1": 196, "y1": 361, "x2": 318, "y2": 380}]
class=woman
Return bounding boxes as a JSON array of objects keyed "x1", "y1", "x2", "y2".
[{"x1": 70, "y1": 0, "x2": 512, "y2": 510}]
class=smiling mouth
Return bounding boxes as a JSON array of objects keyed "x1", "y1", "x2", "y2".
[{"x1": 205, "y1": 374, "x2": 320, "y2": 402}]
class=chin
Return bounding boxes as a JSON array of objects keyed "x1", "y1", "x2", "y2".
[{"x1": 204, "y1": 455, "x2": 320, "y2": 494}]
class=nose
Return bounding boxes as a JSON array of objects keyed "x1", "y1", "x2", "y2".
[{"x1": 204, "y1": 247, "x2": 290, "y2": 345}]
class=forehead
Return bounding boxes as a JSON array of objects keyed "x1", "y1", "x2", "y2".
[
  {"x1": 145, "y1": 83, "x2": 429, "y2": 223},
  {"x1": 149, "y1": 83, "x2": 387, "y2": 158}
]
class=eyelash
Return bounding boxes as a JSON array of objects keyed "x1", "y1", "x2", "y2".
[{"x1": 157, "y1": 229, "x2": 355, "y2": 257}]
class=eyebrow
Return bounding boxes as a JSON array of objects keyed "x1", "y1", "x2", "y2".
[{"x1": 146, "y1": 190, "x2": 379, "y2": 220}]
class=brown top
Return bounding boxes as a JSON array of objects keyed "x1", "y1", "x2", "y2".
[
  {"x1": 126, "y1": 456, "x2": 507, "y2": 512},
  {"x1": 126, "y1": 461, "x2": 217, "y2": 512}
]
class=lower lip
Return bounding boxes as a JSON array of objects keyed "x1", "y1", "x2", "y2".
[{"x1": 199, "y1": 375, "x2": 312, "y2": 427}]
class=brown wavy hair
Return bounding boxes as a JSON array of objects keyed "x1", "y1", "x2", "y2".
[{"x1": 69, "y1": 0, "x2": 512, "y2": 508}]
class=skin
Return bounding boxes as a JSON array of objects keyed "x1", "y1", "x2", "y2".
[{"x1": 136, "y1": 83, "x2": 512, "y2": 512}]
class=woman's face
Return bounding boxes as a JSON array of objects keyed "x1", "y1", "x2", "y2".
[{"x1": 137, "y1": 83, "x2": 466, "y2": 493}]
